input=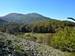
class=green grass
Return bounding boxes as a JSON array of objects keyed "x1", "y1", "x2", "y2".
[
  {"x1": 18, "y1": 32, "x2": 51, "y2": 38},
  {"x1": 25, "y1": 32, "x2": 45, "y2": 37},
  {"x1": 17, "y1": 32, "x2": 51, "y2": 42},
  {"x1": 18, "y1": 33, "x2": 40, "y2": 38}
]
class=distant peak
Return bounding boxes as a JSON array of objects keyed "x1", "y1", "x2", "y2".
[
  {"x1": 25, "y1": 13, "x2": 44, "y2": 17},
  {"x1": 5, "y1": 13, "x2": 25, "y2": 16},
  {"x1": 28, "y1": 13, "x2": 40, "y2": 14},
  {"x1": 26, "y1": 12, "x2": 39, "y2": 14},
  {"x1": 9, "y1": 13, "x2": 24, "y2": 15}
]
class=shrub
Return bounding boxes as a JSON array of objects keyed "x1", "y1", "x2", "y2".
[{"x1": 50, "y1": 27, "x2": 75, "y2": 52}]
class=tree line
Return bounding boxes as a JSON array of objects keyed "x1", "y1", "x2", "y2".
[{"x1": 0, "y1": 20, "x2": 75, "y2": 34}]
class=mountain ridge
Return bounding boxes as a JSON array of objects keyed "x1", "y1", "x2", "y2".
[
  {"x1": 1, "y1": 13, "x2": 52, "y2": 23},
  {"x1": 0, "y1": 17, "x2": 7, "y2": 23}
]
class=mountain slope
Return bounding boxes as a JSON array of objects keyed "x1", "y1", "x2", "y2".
[
  {"x1": 0, "y1": 17, "x2": 7, "y2": 23},
  {"x1": 0, "y1": 32, "x2": 70, "y2": 56},
  {"x1": 1, "y1": 13, "x2": 51, "y2": 23}
]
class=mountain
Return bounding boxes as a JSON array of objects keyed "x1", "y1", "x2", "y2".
[
  {"x1": 1, "y1": 13, "x2": 52, "y2": 23},
  {"x1": 0, "y1": 17, "x2": 7, "y2": 23}
]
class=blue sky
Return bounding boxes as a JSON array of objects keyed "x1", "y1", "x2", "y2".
[{"x1": 0, "y1": 0, "x2": 75, "y2": 21}]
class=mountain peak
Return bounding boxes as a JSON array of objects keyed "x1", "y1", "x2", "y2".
[
  {"x1": 27, "y1": 12, "x2": 37, "y2": 14},
  {"x1": 1, "y1": 13, "x2": 52, "y2": 23},
  {"x1": 25, "y1": 13, "x2": 44, "y2": 16},
  {"x1": 6, "y1": 13, "x2": 25, "y2": 16}
]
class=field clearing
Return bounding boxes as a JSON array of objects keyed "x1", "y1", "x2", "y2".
[{"x1": 18, "y1": 32, "x2": 52, "y2": 38}]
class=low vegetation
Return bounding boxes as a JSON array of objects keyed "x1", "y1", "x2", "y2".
[
  {"x1": 0, "y1": 32, "x2": 72, "y2": 56},
  {"x1": 50, "y1": 27, "x2": 75, "y2": 56}
]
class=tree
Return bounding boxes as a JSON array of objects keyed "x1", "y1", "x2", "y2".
[
  {"x1": 19, "y1": 25, "x2": 27, "y2": 32},
  {"x1": 50, "y1": 27, "x2": 75, "y2": 52}
]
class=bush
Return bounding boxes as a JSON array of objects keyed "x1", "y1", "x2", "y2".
[{"x1": 50, "y1": 27, "x2": 75, "y2": 52}]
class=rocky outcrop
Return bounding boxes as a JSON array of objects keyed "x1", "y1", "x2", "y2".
[{"x1": 0, "y1": 32, "x2": 69, "y2": 56}]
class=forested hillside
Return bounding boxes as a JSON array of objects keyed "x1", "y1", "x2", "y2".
[
  {"x1": 0, "y1": 20, "x2": 75, "y2": 34},
  {"x1": 0, "y1": 18, "x2": 7, "y2": 24},
  {"x1": 25, "y1": 20, "x2": 75, "y2": 33}
]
